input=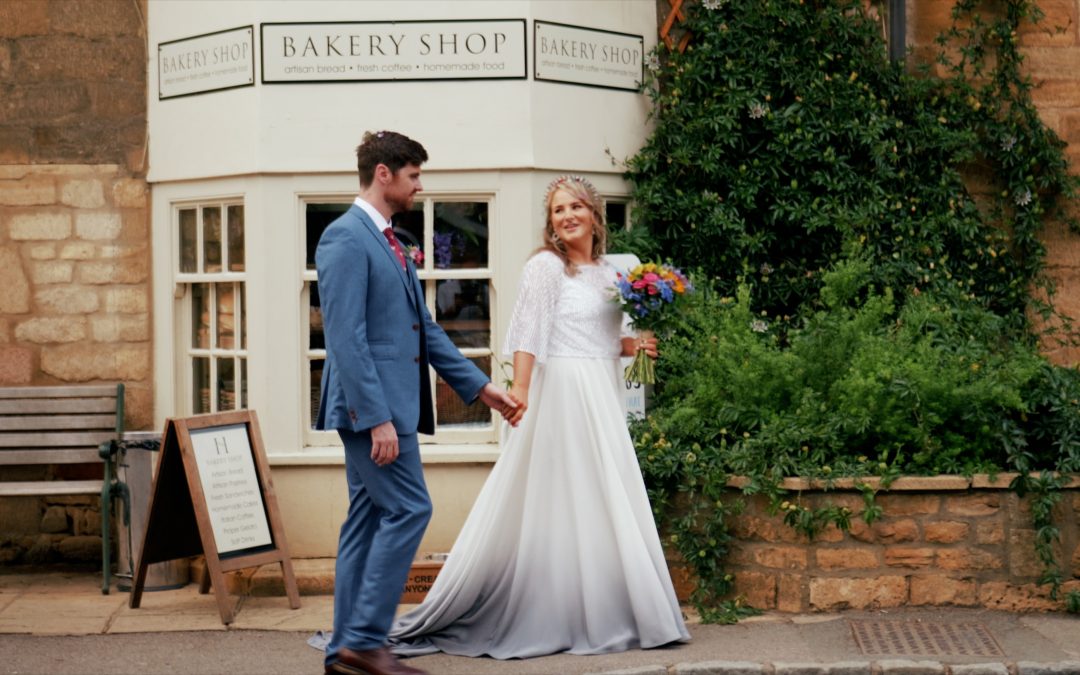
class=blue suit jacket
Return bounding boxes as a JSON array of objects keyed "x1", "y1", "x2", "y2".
[{"x1": 314, "y1": 205, "x2": 488, "y2": 435}]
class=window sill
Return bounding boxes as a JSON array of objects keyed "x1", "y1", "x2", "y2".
[{"x1": 268, "y1": 443, "x2": 500, "y2": 466}]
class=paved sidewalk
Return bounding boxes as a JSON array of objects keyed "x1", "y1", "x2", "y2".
[{"x1": 1, "y1": 567, "x2": 1079, "y2": 674}]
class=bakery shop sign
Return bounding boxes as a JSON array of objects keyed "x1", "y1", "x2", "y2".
[
  {"x1": 534, "y1": 21, "x2": 643, "y2": 92},
  {"x1": 158, "y1": 26, "x2": 255, "y2": 99},
  {"x1": 260, "y1": 19, "x2": 526, "y2": 82}
]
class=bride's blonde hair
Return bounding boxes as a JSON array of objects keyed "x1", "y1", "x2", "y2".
[{"x1": 539, "y1": 175, "x2": 607, "y2": 276}]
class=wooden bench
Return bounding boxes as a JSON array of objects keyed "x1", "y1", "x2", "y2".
[
  {"x1": 0, "y1": 384, "x2": 128, "y2": 592},
  {"x1": 0, "y1": 384, "x2": 123, "y2": 497}
]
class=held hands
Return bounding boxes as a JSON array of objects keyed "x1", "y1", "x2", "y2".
[
  {"x1": 371, "y1": 384, "x2": 519, "y2": 468},
  {"x1": 506, "y1": 384, "x2": 529, "y2": 426},
  {"x1": 478, "y1": 382, "x2": 522, "y2": 427}
]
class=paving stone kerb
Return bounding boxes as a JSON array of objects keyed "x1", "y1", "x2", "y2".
[
  {"x1": 667, "y1": 477, "x2": 1080, "y2": 614},
  {"x1": 772, "y1": 662, "x2": 873, "y2": 675},
  {"x1": 1016, "y1": 664, "x2": 1080, "y2": 675},
  {"x1": 674, "y1": 662, "x2": 764, "y2": 675},
  {"x1": 950, "y1": 664, "x2": 1010, "y2": 675}
]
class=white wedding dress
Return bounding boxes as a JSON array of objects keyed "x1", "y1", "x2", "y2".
[{"x1": 388, "y1": 251, "x2": 690, "y2": 659}]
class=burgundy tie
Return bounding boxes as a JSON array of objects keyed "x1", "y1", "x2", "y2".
[{"x1": 383, "y1": 228, "x2": 407, "y2": 270}]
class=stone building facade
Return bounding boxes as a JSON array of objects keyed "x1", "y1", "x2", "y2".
[
  {"x1": 0, "y1": 0, "x2": 1078, "y2": 602},
  {"x1": 0, "y1": 0, "x2": 150, "y2": 563}
]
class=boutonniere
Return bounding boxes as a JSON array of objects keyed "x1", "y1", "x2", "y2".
[{"x1": 406, "y1": 245, "x2": 424, "y2": 266}]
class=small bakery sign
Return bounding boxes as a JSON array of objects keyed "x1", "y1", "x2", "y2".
[{"x1": 158, "y1": 26, "x2": 255, "y2": 99}]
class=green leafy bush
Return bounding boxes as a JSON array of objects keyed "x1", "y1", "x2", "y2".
[
  {"x1": 651, "y1": 258, "x2": 1043, "y2": 476},
  {"x1": 623, "y1": 0, "x2": 1080, "y2": 618},
  {"x1": 626, "y1": 0, "x2": 1078, "y2": 334}
]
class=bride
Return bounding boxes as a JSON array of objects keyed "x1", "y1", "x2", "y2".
[{"x1": 389, "y1": 175, "x2": 690, "y2": 659}]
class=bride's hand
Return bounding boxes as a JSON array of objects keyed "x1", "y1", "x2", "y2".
[
  {"x1": 638, "y1": 336, "x2": 659, "y2": 359},
  {"x1": 507, "y1": 384, "x2": 529, "y2": 425}
]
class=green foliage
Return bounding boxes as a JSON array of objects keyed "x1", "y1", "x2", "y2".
[
  {"x1": 627, "y1": 0, "x2": 1078, "y2": 335},
  {"x1": 625, "y1": 0, "x2": 1080, "y2": 619},
  {"x1": 654, "y1": 258, "x2": 1044, "y2": 475},
  {"x1": 637, "y1": 262, "x2": 1079, "y2": 618},
  {"x1": 1067, "y1": 590, "x2": 1080, "y2": 614}
]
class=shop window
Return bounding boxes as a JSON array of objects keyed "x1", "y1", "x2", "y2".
[
  {"x1": 303, "y1": 196, "x2": 495, "y2": 443},
  {"x1": 176, "y1": 202, "x2": 247, "y2": 415},
  {"x1": 604, "y1": 199, "x2": 630, "y2": 232}
]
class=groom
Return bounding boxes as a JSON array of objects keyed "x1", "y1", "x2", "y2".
[{"x1": 316, "y1": 130, "x2": 518, "y2": 675}]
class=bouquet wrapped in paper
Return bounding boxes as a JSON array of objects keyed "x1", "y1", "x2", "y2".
[{"x1": 614, "y1": 262, "x2": 693, "y2": 384}]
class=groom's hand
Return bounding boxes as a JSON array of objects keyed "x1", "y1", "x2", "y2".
[
  {"x1": 370, "y1": 421, "x2": 399, "y2": 466},
  {"x1": 478, "y1": 382, "x2": 520, "y2": 427}
]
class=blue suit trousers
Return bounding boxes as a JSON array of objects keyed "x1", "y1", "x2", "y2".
[{"x1": 325, "y1": 428, "x2": 432, "y2": 663}]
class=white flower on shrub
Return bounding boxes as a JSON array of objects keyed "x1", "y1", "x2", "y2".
[
  {"x1": 646, "y1": 54, "x2": 661, "y2": 72},
  {"x1": 702, "y1": 0, "x2": 726, "y2": 9},
  {"x1": 1015, "y1": 188, "x2": 1032, "y2": 207},
  {"x1": 750, "y1": 319, "x2": 768, "y2": 333},
  {"x1": 748, "y1": 102, "x2": 767, "y2": 119}
]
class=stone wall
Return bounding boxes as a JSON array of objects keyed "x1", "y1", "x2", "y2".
[
  {"x1": 669, "y1": 476, "x2": 1080, "y2": 612},
  {"x1": 907, "y1": 0, "x2": 1080, "y2": 363},
  {"x1": 0, "y1": 0, "x2": 150, "y2": 564}
]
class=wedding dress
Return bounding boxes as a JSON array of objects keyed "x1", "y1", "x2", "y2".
[{"x1": 388, "y1": 250, "x2": 690, "y2": 659}]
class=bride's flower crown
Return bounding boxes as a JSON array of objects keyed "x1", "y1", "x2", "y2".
[{"x1": 544, "y1": 174, "x2": 600, "y2": 205}]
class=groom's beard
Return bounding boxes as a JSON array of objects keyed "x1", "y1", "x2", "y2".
[{"x1": 386, "y1": 193, "x2": 415, "y2": 215}]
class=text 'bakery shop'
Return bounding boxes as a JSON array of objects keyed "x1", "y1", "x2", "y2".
[{"x1": 278, "y1": 31, "x2": 511, "y2": 58}]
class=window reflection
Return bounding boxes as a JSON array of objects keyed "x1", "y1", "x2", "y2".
[
  {"x1": 218, "y1": 357, "x2": 236, "y2": 411},
  {"x1": 203, "y1": 206, "x2": 222, "y2": 273},
  {"x1": 309, "y1": 281, "x2": 324, "y2": 350},
  {"x1": 434, "y1": 202, "x2": 487, "y2": 269},
  {"x1": 227, "y1": 205, "x2": 245, "y2": 272},
  {"x1": 216, "y1": 283, "x2": 236, "y2": 349},
  {"x1": 180, "y1": 208, "x2": 197, "y2": 273},
  {"x1": 605, "y1": 201, "x2": 628, "y2": 230},
  {"x1": 436, "y1": 356, "x2": 491, "y2": 427},
  {"x1": 305, "y1": 203, "x2": 350, "y2": 270},
  {"x1": 435, "y1": 279, "x2": 489, "y2": 348},
  {"x1": 193, "y1": 357, "x2": 209, "y2": 413},
  {"x1": 192, "y1": 283, "x2": 209, "y2": 349},
  {"x1": 393, "y1": 205, "x2": 424, "y2": 253},
  {"x1": 310, "y1": 359, "x2": 324, "y2": 426}
]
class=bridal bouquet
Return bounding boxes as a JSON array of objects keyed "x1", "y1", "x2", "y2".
[{"x1": 615, "y1": 262, "x2": 693, "y2": 385}]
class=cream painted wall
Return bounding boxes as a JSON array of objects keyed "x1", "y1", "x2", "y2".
[
  {"x1": 147, "y1": 1, "x2": 657, "y2": 181},
  {"x1": 272, "y1": 463, "x2": 494, "y2": 558},
  {"x1": 146, "y1": 1, "x2": 658, "y2": 556}
]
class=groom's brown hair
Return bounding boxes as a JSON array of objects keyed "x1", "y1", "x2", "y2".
[{"x1": 355, "y1": 131, "x2": 428, "y2": 188}]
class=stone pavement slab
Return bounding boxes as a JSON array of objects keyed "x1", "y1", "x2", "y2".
[
  {"x1": 108, "y1": 585, "x2": 230, "y2": 633},
  {"x1": 3, "y1": 567, "x2": 1080, "y2": 674},
  {"x1": 228, "y1": 594, "x2": 333, "y2": 632},
  {"x1": 0, "y1": 591, "x2": 125, "y2": 635}
]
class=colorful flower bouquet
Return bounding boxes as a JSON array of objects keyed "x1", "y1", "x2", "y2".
[{"x1": 615, "y1": 262, "x2": 693, "y2": 385}]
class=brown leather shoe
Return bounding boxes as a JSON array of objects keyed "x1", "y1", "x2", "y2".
[{"x1": 324, "y1": 646, "x2": 428, "y2": 675}]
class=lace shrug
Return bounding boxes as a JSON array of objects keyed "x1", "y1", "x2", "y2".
[{"x1": 503, "y1": 251, "x2": 632, "y2": 363}]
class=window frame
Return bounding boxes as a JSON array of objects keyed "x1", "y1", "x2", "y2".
[
  {"x1": 173, "y1": 198, "x2": 248, "y2": 417},
  {"x1": 300, "y1": 191, "x2": 499, "y2": 448}
]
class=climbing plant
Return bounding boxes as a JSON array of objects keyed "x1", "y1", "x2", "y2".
[{"x1": 616, "y1": 0, "x2": 1080, "y2": 621}]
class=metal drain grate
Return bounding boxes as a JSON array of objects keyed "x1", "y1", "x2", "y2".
[{"x1": 849, "y1": 620, "x2": 1005, "y2": 657}]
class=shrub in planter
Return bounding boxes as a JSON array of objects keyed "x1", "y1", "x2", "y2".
[{"x1": 619, "y1": 0, "x2": 1080, "y2": 619}]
